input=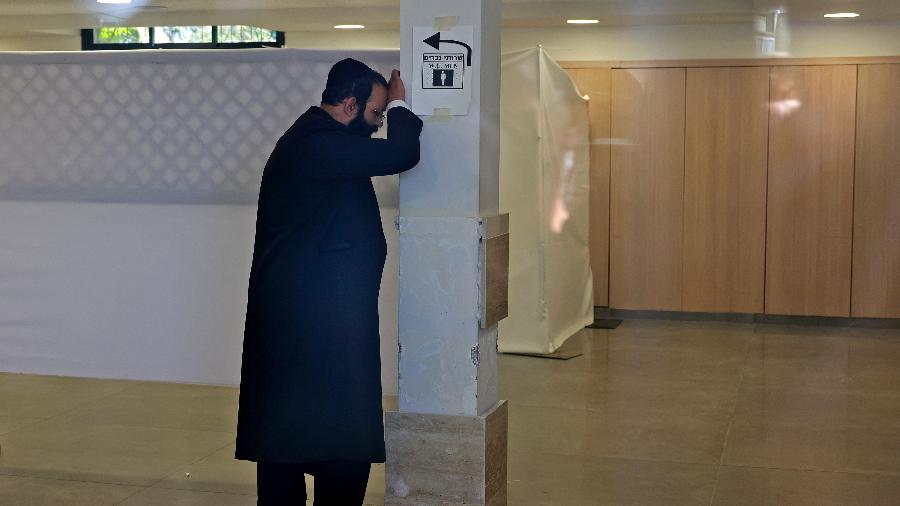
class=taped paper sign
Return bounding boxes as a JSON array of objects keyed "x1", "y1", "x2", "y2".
[{"x1": 412, "y1": 25, "x2": 474, "y2": 116}]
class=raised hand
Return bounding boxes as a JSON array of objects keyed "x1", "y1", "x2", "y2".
[{"x1": 387, "y1": 69, "x2": 406, "y2": 102}]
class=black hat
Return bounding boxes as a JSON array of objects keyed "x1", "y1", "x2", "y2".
[
  {"x1": 321, "y1": 58, "x2": 384, "y2": 105},
  {"x1": 327, "y1": 58, "x2": 374, "y2": 86}
]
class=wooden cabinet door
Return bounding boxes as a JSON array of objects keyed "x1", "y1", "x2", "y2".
[
  {"x1": 683, "y1": 67, "x2": 769, "y2": 313},
  {"x1": 852, "y1": 64, "x2": 900, "y2": 318},
  {"x1": 765, "y1": 65, "x2": 856, "y2": 317},
  {"x1": 565, "y1": 67, "x2": 611, "y2": 307},
  {"x1": 610, "y1": 68, "x2": 685, "y2": 310}
]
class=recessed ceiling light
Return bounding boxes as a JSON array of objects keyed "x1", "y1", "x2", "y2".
[
  {"x1": 97, "y1": 0, "x2": 133, "y2": 4},
  {"x1": 567, "y1": 19, "x2": 600, "y2": 25},
  {"x1": 824, "y1": 12, "x2": 860, "y2": 18},
  {"x1": 334, "y1": 24, "x2": 365, "y2": 30}
]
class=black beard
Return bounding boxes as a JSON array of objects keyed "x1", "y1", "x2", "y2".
[{"x1": 348, "y1": 108, "x2": 379, "y2": 137}]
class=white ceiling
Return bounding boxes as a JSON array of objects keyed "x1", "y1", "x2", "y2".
[{"x1": 0, "y1": 0, "x2": 897, "y2": 37}]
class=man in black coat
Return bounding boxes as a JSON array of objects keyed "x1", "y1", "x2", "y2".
[{"x1": 235, "y1": 58, "x2": 423, "y2": 505}]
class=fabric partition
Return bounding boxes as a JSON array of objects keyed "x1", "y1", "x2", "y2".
[
  {"x1": 0, "y1": 49, "x2": 402, "y2": 391},
  {"x1": 499, "y1": 47, "x2": 594, "y2": 354}
]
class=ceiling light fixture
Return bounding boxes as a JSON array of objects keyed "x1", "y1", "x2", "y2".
[
  {"x1": 567, "y1": 19, "x2": 600, "y2": 25},
  {"x1": 824, "y1": 12, "x2": 860, "y2": 18},
  {"x1": 334, "y1": 24, "x2": 365, "y2": 29}
]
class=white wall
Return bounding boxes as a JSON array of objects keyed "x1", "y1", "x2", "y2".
[
  {"x1": 776, "y1": 21, "x2": 900, "y2": 57},
  {"x1": 285, "y1": 29, "x2": 399, "y2": 50},
  {"x1": 503, "y1": 20, "x2": 900, "y2": 61},
  {"x1": 0, "y1": 201, "x2": 256, "y2": 386},
  {"x1": 0, "y1": 34, "x2": 80, "y2": 51},
  {"x1": 503, "y1": 23, "x2": 761, "y2": 60},
  {"x1": 4, "y1": 20, "x2": 900, "y2": 60}
]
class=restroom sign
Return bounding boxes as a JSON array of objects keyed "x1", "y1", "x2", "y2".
[
  {"x1": 412, "y1": 25, "x2": 475, "y2": 116},
  {"x1": 422, "y1": 53, "x2": 464, "y2": 89}
]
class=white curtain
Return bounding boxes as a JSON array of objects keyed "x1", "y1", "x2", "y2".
[{"x1": 499, "y1": 47, "x2": 594, "y2": 354}]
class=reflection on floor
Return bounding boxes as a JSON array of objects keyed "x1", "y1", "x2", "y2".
[{"x1": 1, "y1": 319, "x2": 900, "y2": 504}]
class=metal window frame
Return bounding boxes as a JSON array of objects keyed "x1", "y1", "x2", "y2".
[{"x1": 81, "y1": 27, "x2": 285, "y2": 50}]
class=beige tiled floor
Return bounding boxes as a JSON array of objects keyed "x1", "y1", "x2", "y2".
[{"x1": 2, "y1": 319, "x2": 900, "y2": 504}]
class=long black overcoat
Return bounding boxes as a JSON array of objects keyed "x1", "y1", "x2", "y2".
[{"x1": 235, "y1": 105, "x2": 423, "y2": 464}]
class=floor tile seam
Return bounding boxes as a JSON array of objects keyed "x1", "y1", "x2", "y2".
[
  {"x1": 112, "y1": 484, "x2": 154, "y2": 506},
  {"x1": 21, "y1": 387, "x2": 239, "y2": 428},
  {"x1": 707, "y1": 463, "x2": 725, "y2": 506},
  {"x1": 0, "y1": 464, "x2": 192, "y2": 488},
  {"x1": 116, "y1": 381, "x2": 240, "y2": 393},
  {"x1": 84, "y1": 421, "x2": 237, "y2": 434},
  {"x1": 724, "y1": 419, "x2": 900, "y2": 432},
  {"x1": 720, "y1": 460, "x2": 900, "y2": 477},
  {"x1": 0, "y1": 439, "x2": 236, "y2": 491},
  {"x1": 0, "y1": 469, "x2": 49, "y2": 480},
  {"x1": 148, "y1": 481, "x2": 256, "y2": 496},
  {"x1": 3, "y1": 416, "x2": 239, "y2": 435},
  {"x1": 734, "y1": 383, "x2": 900, "y2": 395},
  {"x1": 13, "y1": 386, "x2": 136, "y2": 429},
  {"x1": 140, "y1": 438, "x2": 238, "y2": 492},
  {"x1": 510, "y1": 403, "x2": 737, "y2": 418},
  {"x1": 514, "y1": 372, "x2": 747, "y2": 385},
  {"x1": 0, "y1": 469, "x2": 148, "y2": 488},
  {"x1": 510, "y1": 449, "x2": 721, "y2": 468},
  {"x1": 716, "y1": 343, "x2": 752, "y2": 468},
  {"x1": 580, "y1": 404, "x2": 737, "y2": 417},
  {"x1": 510, "y1": 383, "x2": 742, "y2": 402},
  {"x1": 94, "y1": 382, "x2": 241, "y2": 396},
  {"x1": 506, "y1": 388, "x2": 741, "y2": 402},
  {"x1": 709, "y1": 326, "x2": 764, "y2": 496},
  {"x1": 0, "y1": 413, "x2": 74, "y2": 434},
  {"x1": 502, "y1": 387, "x2": 742, "y2": 398},
  {"x1": 0, "y1": 414, "x2": 50, "y2": 422},
  {"x1": 0, "y1": 424, "x2": 43, "y2": 437},
  {"x1": 718, "y1": 462, "x2": 900, "y2": 478},
  {"x1": 604, "y1": 352, "x2": 753, "y2": 363},
  {"x1": 605, "y1": 342, "x2": 754, "y2": 352}
]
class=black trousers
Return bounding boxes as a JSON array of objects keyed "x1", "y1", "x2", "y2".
[{"x1": 257, "y1": 460, "x2": 371, "y2": 505}]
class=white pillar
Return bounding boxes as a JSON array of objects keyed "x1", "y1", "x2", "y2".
[
  {"x1": 398, "y1": 0, "x2": 501, "y2": 418},
  {"x1": 386, "y1": 0, "x2": 507, "y2": 504}
]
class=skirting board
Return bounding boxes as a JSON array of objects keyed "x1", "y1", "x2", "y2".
[{"x1": 594, "y1": 307, "x2": 900, "y2": 328}]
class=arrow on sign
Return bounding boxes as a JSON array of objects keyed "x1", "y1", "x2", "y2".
[{"x1": 423, "y1": 32, "x2": 473, "y2": 66}]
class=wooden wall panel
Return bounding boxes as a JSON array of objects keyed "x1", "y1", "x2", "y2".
[
  {"x1": 683, "y1": 67, "x2": 769, "y2": 313},
  {"x1": 565, "y1": 67, "x2": 611, "y2": 307},
  {"x1": 610, "y1": 68, "x2": 685, "y2": 310},
  {"x1": 765, "y1": 65, "x2": 856, "y2": 317},
  {"x1": 852, "y1": 64, "x2": 900, "y2": 318}
]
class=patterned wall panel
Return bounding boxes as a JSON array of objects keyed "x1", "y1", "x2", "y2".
[{"x1": 0, "y1": 49, "x2": 400, "y2": 204}]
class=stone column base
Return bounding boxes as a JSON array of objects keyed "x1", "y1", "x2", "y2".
[{"x1": 385, "y1": 400, "x2": 508, "y2": 505}]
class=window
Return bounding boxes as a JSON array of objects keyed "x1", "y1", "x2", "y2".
[
  {"x1": 82, "y1": 25, "x2": 284, "y2": 50},
  {"x1": 154, "y1": 26, "x2": 213, "y2": 44},
  {"x1": 93, "y1": 26, "x2": 151, "y2": 44},
  {"x1": 218, "y1": 25, "x2": 279, "y2": 44}
]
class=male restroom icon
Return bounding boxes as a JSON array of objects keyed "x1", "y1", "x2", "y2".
[{"x1": 432, "y1": 68, "x2": 455, "y2": 87}]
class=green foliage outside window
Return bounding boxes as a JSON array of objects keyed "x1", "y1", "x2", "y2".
[
  {"x1": 88, "y1": 25, "x2": 279, "y2": 47},
  {"x1": 95, "y1": 27, "x2": 150, "y2": 44},
  {"x1": 218, "y1": 25, "x2": 278, "y2": 43},
  {"x1": 156, "y1": 26, "x2": 213, "y2": 44}
]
